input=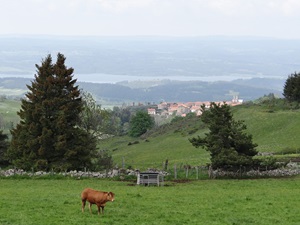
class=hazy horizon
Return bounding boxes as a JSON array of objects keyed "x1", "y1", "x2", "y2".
[
  {"x1": 2, "y1": 0, "x2": 300, "y2": 84},
  {"x1": 0, "y1": 35, "x2": 298, "y2": 84},
  {"x1": 2, "y1": 0, "x2": 300, "y2": 39},
  {"x1": 0, "y1": 71, "x2": 286, "y2": 84}
]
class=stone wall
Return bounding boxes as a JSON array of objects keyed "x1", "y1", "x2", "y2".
[
  {"x1": 0, "y1": 168, "x2": 168, "y2": 178},
  {"x1": 211, "y1": 162, "x2": 300, "y2": 178},
  {"x1": 1, "y1": 164, "x2": 299, "y2": 179}
]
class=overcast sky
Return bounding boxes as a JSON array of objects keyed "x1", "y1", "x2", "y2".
[{"x1": 1, "y1": 0, "x2": 300, "y2": 38}]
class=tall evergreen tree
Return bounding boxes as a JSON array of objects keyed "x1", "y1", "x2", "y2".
[
  {"x1": 189, "y1": 102, "x2": 257, "y2": 170},
  {"x1": 283, "y1": 72, "x2": 300, "y2": 102},
  {"x1": 7, "y1": 53, "x2": 96, "y2": 171},
  {"x1": 0, "y1": 130, "x2": 9, "y2": 167}
]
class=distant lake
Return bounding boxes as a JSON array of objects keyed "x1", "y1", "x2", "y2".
[
  {"x1": 73, "y1": 74, "x2": 255, "y2": 83},
  {"x1": 0, "y1": 36, "x2": 298, "y2": 85}
]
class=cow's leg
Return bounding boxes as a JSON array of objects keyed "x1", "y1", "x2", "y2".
[
  {"x1": 101, "y1": 206, "x2": 104, "y2": 214},
  {"x1": 89, "y1": 202, "x2": 93, "y2": 214},
  {"x1": 96, "y1": 204, "x2": 101, "y2": 215},
  {"x1": 81, "y1": 199, "x2": 86, "y2": 213}
]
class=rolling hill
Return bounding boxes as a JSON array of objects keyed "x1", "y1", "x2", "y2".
[
  {"x1": 0, "y1": 77, "x2": 284, "y2": 107},
  {"x1": 100, "y1": 103, "x2": 300, "y2": 170},
  {"x1": 1, "y1": 98, "x2": 299, "y2": 171}
]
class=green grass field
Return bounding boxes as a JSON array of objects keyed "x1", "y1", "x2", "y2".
[
  {"x1": 1, "y1": 177, "x2": 300, "y2": 225},
  {"x1": 232, "y1": 105, "x2": 300, "y2": 153},
  {"x1": 0, "y1": 99, "x2": 21, "y2": 135},
  {"x1": 103, "y1": 132, "x2": 210, "y2": 170},
  {"x1": 98, "y1": 104, "x2": 300, "y2": 170}
]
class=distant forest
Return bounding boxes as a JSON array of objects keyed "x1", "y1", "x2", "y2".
[{"x1": 0, "y1": 77, "x2": 284, "y2": 105}]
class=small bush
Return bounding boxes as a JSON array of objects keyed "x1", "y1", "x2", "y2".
[
  {"x1": 258, "y1": 157, "x2": 281, "y2": 170},
  {"x1": 187, "y1": 128, "x2": 198, "y2": 135},
  {"x1": 128, "y1": 141, "x2": 140, "y2": 146},
  {"x1": 276, "y1": 147, "x2": 300, "y2": 155}
]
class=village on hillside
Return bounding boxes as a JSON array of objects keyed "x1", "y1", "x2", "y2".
[{"x1": 147, "y1": 96, "x2": 243, "y2": 117}]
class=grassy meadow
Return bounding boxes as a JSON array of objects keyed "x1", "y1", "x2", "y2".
[
  {"x1": 101, "y1": 104, "x2": 300, "y2": 170},
  {"x1": 0, "y1": 99, "x2": 21, "y2": 135},
  {"x1": 232, "y1": 105, "x2": 300, "y2": 153},
  {"x1": 102, "y1": 132, "x2": 210, "y2": 170},
  {"x1": 1, "y1": 177, "x2": 300, "y2": 225}
]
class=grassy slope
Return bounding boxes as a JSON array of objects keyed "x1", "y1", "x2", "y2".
[
  {"x1": 103, "y1": 104, "x2": 300, "y2": 170},
  {"x1": 232, "y1": 105, "x2": 300, "y2": 152},
  {"x1": 0, "y1": 99, "x2": 21, "y2": 135},
  {"x1": 101, "y1": 131, "x2": 210, "y2": 170},
  {"x1": 0, "y1": 99, "x2": 21, "y2": 119},
  {"x1": 2, "y1": 99, "x2": 300, "y2": 169}
]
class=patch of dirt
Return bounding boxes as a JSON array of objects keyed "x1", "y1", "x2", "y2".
[{"x1": 172, "y1": 179, "x2": 192, "y2": 183}]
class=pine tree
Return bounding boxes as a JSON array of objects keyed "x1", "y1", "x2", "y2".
[
  {"x1": 283, "y1": 72, "x2": 300, "y2": 102},
  {"x1": 7, "y1": 53, "x2": 96, "y2": 171},
  {"x1": 0, "y1": 130, "x2": 9, "y2": 167},
  {"x1": 189, "y1": 102, "x2": 257, "y2": 170}
]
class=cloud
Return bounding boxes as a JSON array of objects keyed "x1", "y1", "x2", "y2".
[
  {"x1": 267, "y1": 0, "x2": 300, "y2": 16},
  {"x1": 94, "y1": 0, "x2": 156, "y2": 13},
  {"x1": 1, "y1": 0, "x2": 300, "y2": 37}
]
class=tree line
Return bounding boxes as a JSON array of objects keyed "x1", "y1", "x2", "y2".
[{"x1": 0, "y1": 53, "x2": 300, "y2": 172}]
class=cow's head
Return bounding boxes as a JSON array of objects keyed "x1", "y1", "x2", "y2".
[{"x1": 107, "y1": 192, "x2": 115, "y2": 202}]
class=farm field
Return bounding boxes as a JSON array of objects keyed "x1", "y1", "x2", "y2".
[{"x1": 1, "y1": 177, "x2": 300, "y2": 225}]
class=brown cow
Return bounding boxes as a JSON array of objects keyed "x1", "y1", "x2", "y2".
[{"x1": 81, "y1": 188, "x2": 115, "y2": 215}]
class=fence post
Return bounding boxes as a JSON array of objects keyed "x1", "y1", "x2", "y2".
[
  {"x1": 185, "y1": 167, "x2": 189, "y2": 178},
  {"x1": 174, "y1": 164, "x2": 177, "y2": 179},
  {"x1": 240, "y1": 165, "x2": 242, "y2": 178},
  {"x1": 122, "y1": 157, "x2": 125, "y2": 169},
  {"x1": 165, "y1": 159, "x2": 168, "y2": 170},
  {"x1": 196, "y1": 166, "x2": 199, "y2": 179},
  {"x1": 208, "y1": 165, "x2": 213, "y2": 179}
]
